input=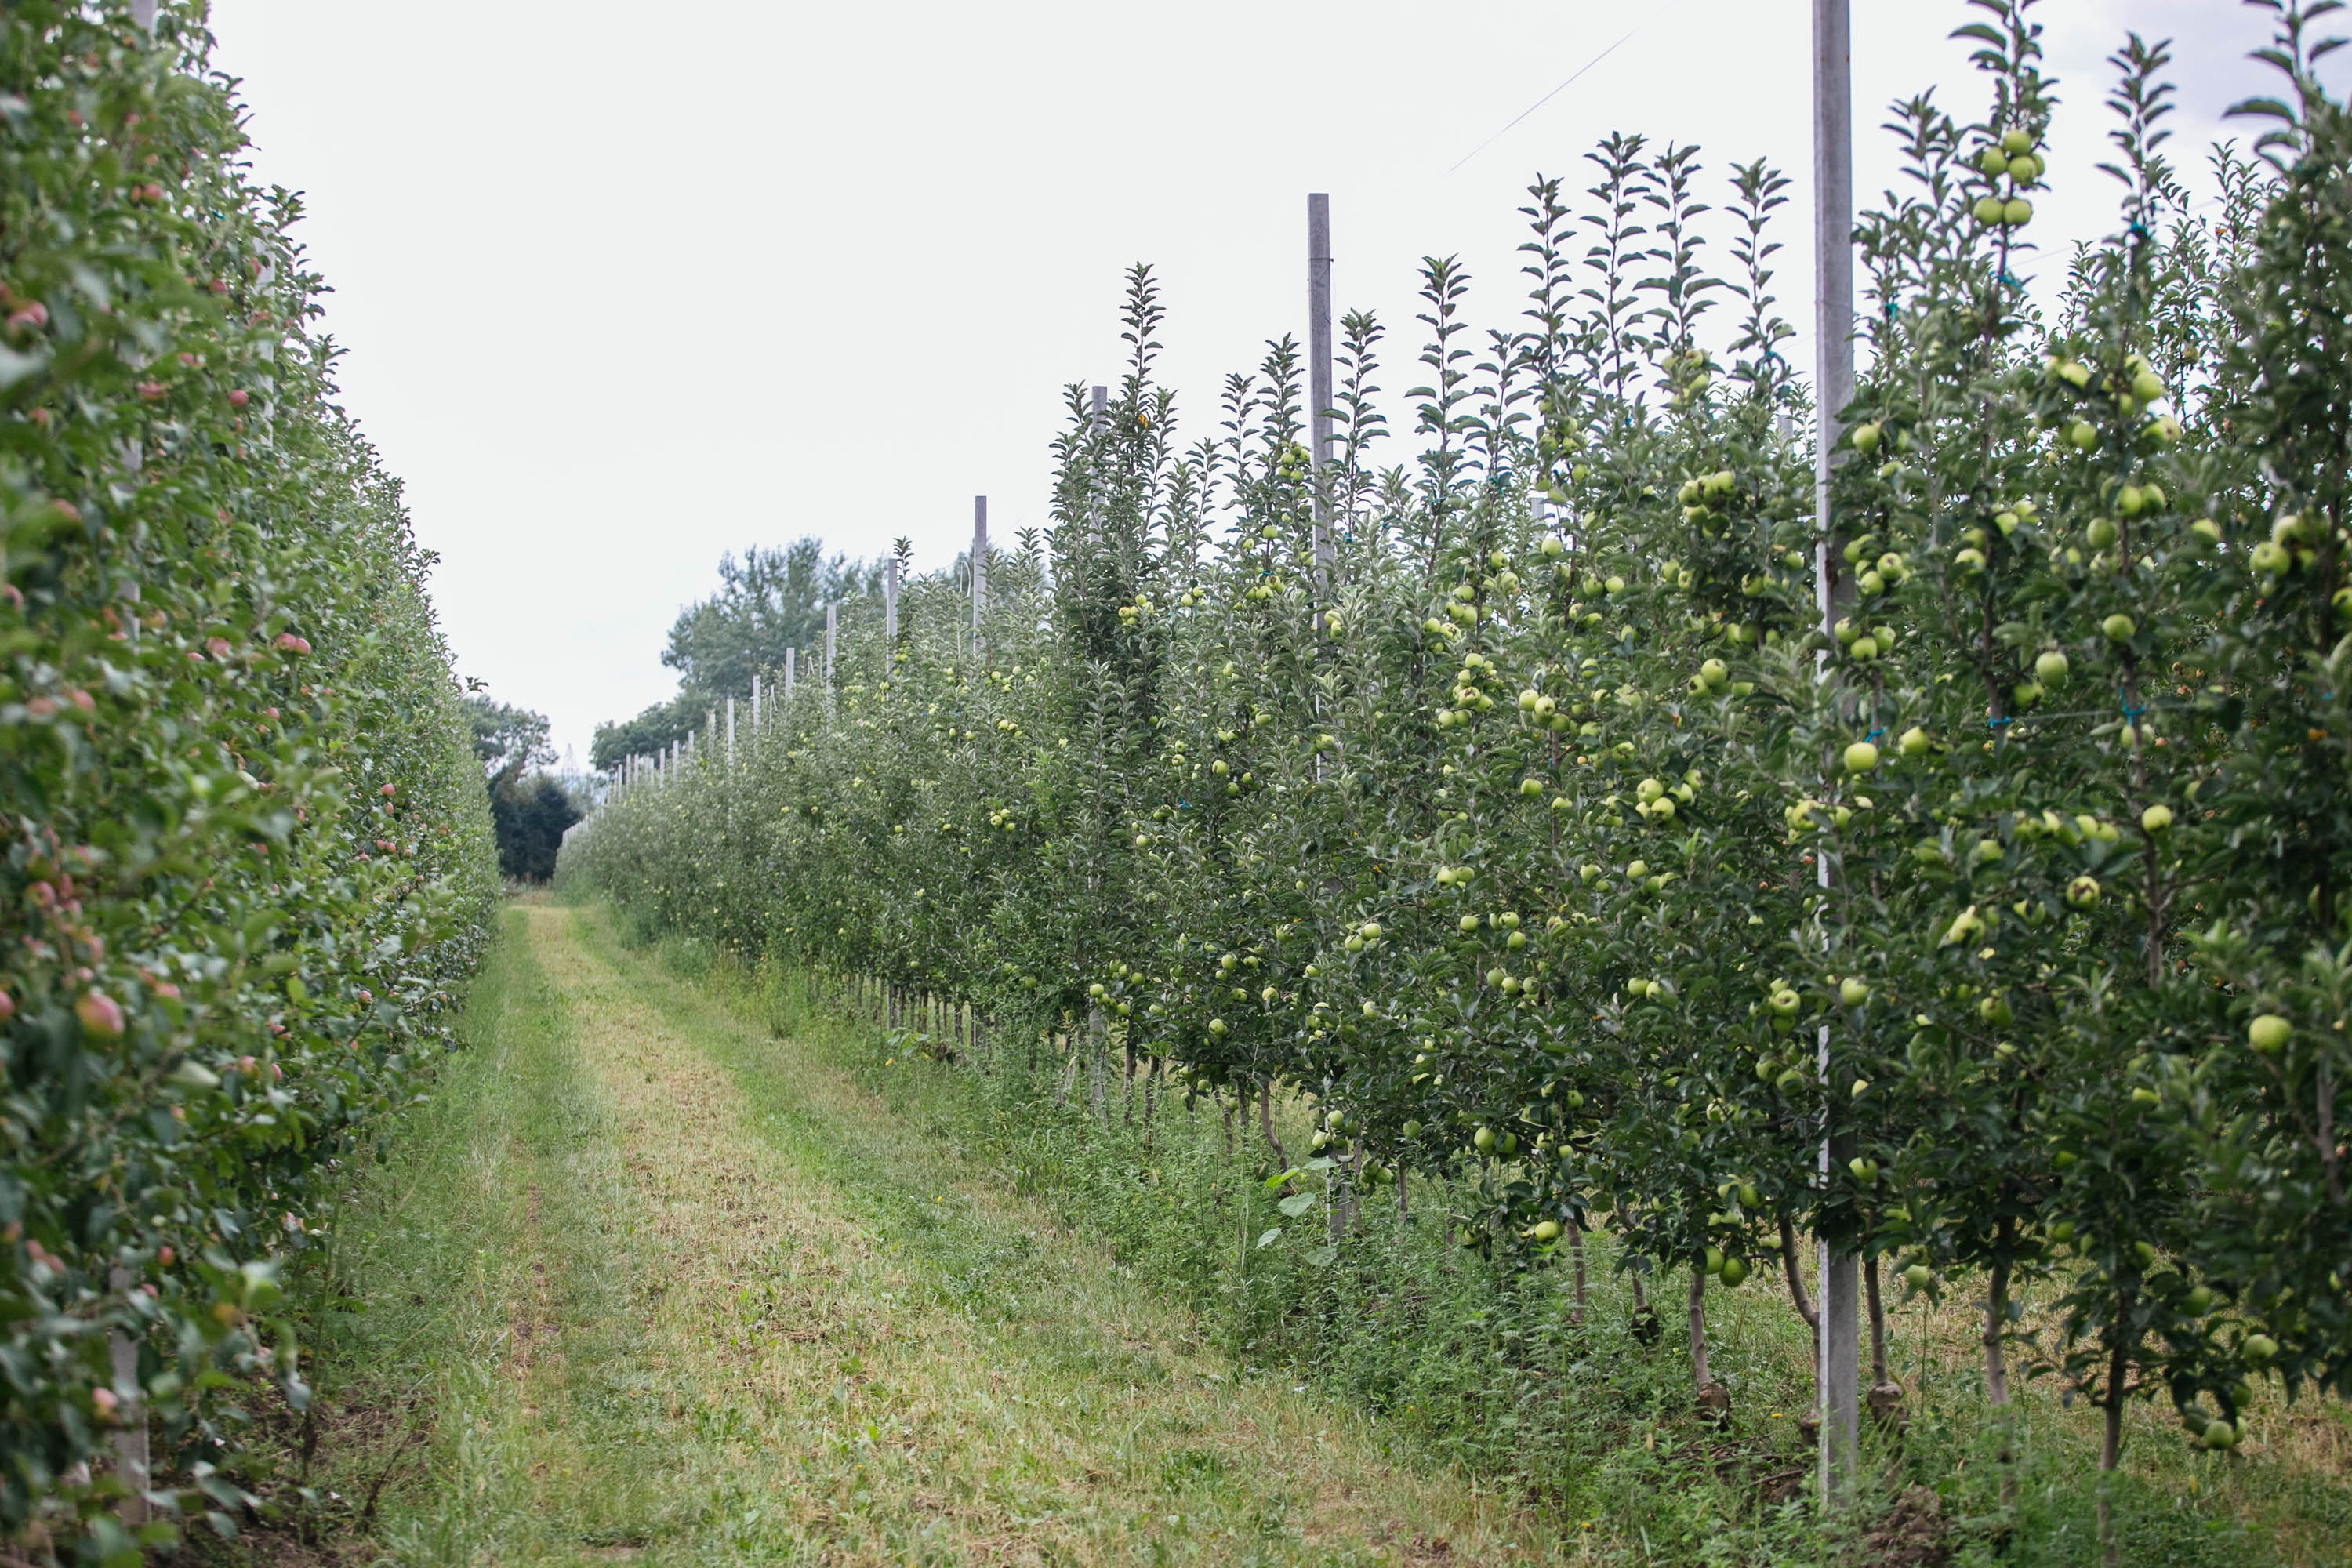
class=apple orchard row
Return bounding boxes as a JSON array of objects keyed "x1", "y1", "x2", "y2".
[
  {"x1": 0, "y1": 4, "x2": 499, "y2": 1547},
  {"x1": 564, "y1": 13, "x2": 2352, "y2": 1473}
]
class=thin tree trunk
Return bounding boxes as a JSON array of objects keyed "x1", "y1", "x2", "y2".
[
  {"x1": 1688, "y1": 1269, "x2": 1726, "y2": 1417},
  {"x1": 1984, "y1": 1232, "x2": 2013, "y2": 1406},
  {"x1": 2098, "y1": 1283, "x2": 2137, "y2": 1568},
  {"x1": 1866, "y1": 1254, "x2": 1889, "y2": 1387},
  {"x1": 1256, "y1": 1077, "x2": 1290, "y2": 1170},
  {"x1": 1223, "y1": 1096, "x2": 1235, "y2": 1160},
  {"x1": 1779, "y1": 1216, "x2": 1823, "y2": 1418},
  {"x1": 1087, "y1": 1006, "x2": 1107, "y2": 1127},
  {"x1": 1687, "y1": 1271, "x2": 1711, "y2": 1388},
  {"x1": 1567, "y1": 1223, "x2": 1588, "y2": 1326},
  {"x1": 1780, "y1": 1216, "x2": 1820, "y2": 1330}
]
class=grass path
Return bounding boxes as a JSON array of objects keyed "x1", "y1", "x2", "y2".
[{"x1": 350, "y1": 902, "x2": 1557, "y2": 1566}]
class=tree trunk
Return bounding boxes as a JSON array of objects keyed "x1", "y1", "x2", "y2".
[
  {"x1": 1567, "y1": 1223, "x2": 1588, "y2": 1327},
  {"x1": 1087, "y1": 1006, "x2": 1108, "y2": 1127},
  {"x1": 1984, "y1": 1235, "x2": 2013, "y2": 1406},
  {"x1": 2098, "y1": 1282, "x2": 2137, "y2": 1568},
  {"x1": 1779, "y1": 1216, "x2": 1820, "y2": 1330},
  {"x1": 1866, "y1": 1253, "x2": 1889, "y2": 1387},
  {"x1": 1865, "y1": 1253, "x2": 1906, "y2": 1425},
  {"x1": 1256, "y1": 1077, "x2": 1290, "y2": 1170},
  {"x1": 1687, "y1": 1270, "x2": 1711, "y2": 1387},
  {"x1": 1689, "y1": 1270, "x2": 1728, "y2": 1418}
]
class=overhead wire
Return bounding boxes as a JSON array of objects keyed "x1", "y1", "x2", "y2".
[{"x1": 1446, "y1": 3, "x2": 1688, "y2": 176}]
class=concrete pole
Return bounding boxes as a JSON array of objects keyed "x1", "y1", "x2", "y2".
[
  {"x1": 107, "y1": 1269, "x2": 147, "y2": 1524},
  {"x1": 1813, "y1": 0, "x2": 1860, "y2": 1505},
  {"x1": 973, "y1": 495, "x2": 988, "y2": 643},
  {"x1": 884, "y1": 558, "x2": 899, "y2": 647},
  {"x1": 785, "y1": 644, "x2": 796, "y2": 699},
  {"x1": 751, "y1": 671, "x2": 761, "y2": 731},
  {"x1": 1308, "y1": 192, "x2": 1335, "y2": 590},
  {"x1": 825, "y1": 603, "x2": 838, "y2": 720},
  {"x1": 725, "y1": 695, "x2": 735, "y2": 765}
]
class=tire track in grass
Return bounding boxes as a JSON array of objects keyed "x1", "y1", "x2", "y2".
[{"x1": 518, "y1": 902, "x2": 1559, "y2": 1565}]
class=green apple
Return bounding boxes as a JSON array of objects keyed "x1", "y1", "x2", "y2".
[
  {"x1": 2141, "y1": 804, "x2": 2173, "y2": 833},
  {"x1": 2070, "y1": 420, "x2": 2098, "y2": 450},
  {"x1": 1533, "y1": 1220, "x2": 1562, "y2": 1243},
  {"x1": 1852, "y1": 422, "x2": 1882, "y2": 453},
  {"x1": 1904, "y1": 1264, "x2": 1933, "y2": 1290},
  {"x1": 1840, "y1": 977, "x2": 1869, "y2": 1007},
  {"x1": 1719, "y1": 1256, "x2": 1750, "y2": 1287},
  {"x1": 2035, "y1": 649, "x2": 2070, "y2": 685},
  {"x1": 2249, "y1": 1014, "x2": 2292, "y2": 1053},
  {"x1": 2245, "y1": 1334, "x2": 2279, "y2": 1365},
  {"x1": 2003, "y1": 197, "x2": 2033, "y2": 227},
  {"x1": 2103, "y1": 613, "x2": 2136, "y2": 641},
  {"x1": 1844, "y1": 741, "x2": 1880, "y2": 773},
  {"x1": 1474, "y1": 1126, "x2": 1496, "y2": 1153},
  {"x1": 1900, "y1": 725, "x2": 1930, "y2": 757}
]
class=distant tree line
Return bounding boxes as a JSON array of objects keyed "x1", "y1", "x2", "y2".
[
  {"x1": 466, "y1": 695, "x2": 583, "y2": 881},
  {"x1": 590, "y1": 537, "x2": 882, "y2": 770}
]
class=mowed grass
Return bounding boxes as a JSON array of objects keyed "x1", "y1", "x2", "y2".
[{"x1": 303, "y1": 901, "x2": 1558, "y2": 1566}]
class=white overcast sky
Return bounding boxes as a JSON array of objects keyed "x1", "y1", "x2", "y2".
[{"x1": 202, "y1": 1, "x2": 2343, "y2": 764}]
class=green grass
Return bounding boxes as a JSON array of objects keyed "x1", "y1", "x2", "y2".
[
  {"x1": 245, "y1": 900, "x2": 1563, "y2": 1566},
  {"x1": 220, "y1": 900, "x2": 2352, "y2": 1566},
  {"x1": 636, "y1": 925, "x2": 2352, "y2": 1568}
]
